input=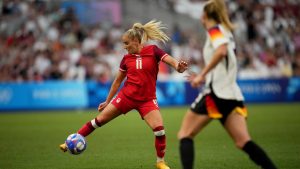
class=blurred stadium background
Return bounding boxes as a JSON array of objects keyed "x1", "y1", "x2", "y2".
[{"x1": 0, "y1": 0, "x2": 300, "y2": 169}]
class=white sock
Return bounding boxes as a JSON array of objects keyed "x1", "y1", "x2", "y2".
[{"x1": 157, "y1": 157, "x2": 164, "y2": 163}]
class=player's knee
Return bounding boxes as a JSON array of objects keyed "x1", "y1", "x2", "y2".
[
  {"x1": 235, "y1": 140, "x2": 248, "y2": 149},
  {"x1": 177, "y1": 130, "x2": 195, "y2": 140}
]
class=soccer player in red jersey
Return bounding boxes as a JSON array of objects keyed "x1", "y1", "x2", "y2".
[{"x1": 60, "y1": 20, "x2": 188, "y2": 169}]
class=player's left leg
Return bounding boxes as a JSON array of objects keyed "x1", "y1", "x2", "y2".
[
  {"x1": 177, "y1": 110, "x2": 211, "y2": 169},
  {"x1": 143, "y1": 109, "x2": 170, "y2": 169},
  {"x1": 223, "y1": 112, "x2": 277, "y2": 169}
]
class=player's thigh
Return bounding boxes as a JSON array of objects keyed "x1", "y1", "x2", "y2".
[
  {"x1": 143, "y1": 109, "x2": 164, "y2": 129},
  {"x1": 96, "y1": 103, "x2": 122, "y2": 125},
  {"x1": 223, "y1": 112, "x2": 251, "y2": 148},
  {"x1": 178, "y1": 110, "x2": 211, "y2": 139}
]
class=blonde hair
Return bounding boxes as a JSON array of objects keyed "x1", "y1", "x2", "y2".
[
  {"x1": 204, "y1": 0, "x2": 235, "y2": 31},
  {"x1": 124, "y1": 20, "x2": 170, "y2": 44}
]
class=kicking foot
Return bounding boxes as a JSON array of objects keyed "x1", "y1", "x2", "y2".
[
  {"x1": 156, "y1": 161, "x2": 170, "y2": 169},
  {"x1": 59, "y1": 143, "x2": 67, "y2": 152}
]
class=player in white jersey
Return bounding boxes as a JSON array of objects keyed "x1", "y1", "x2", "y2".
[{"x1": 177, "y1": 0, "x2": 277, "y2": 169}]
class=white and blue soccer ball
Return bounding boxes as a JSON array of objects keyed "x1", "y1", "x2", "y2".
[{"x1": 65, "y1": 133, "x2": 87, "y2": 155}]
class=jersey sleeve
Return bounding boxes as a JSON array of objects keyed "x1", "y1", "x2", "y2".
[
  {"x1": 208, "y1": 26, "x2": 229, "y2": 49},
  {"x1": 119, "y1": 56, "x2": 127, "y2": 72},
  {"x1": 154, "y1": 45, "x2": 168, "y2": 61}
]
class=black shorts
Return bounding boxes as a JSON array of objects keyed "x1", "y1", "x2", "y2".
[{"x1": 190, "y1": 92, "x2": 247, "y2": 125}]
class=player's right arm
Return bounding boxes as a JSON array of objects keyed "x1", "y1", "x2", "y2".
[{"x1": 98, "y1": 71, "x2": 126, "y2": 112}]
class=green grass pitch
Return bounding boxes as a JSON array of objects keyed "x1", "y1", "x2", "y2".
[{"x1": 0, "y1": 103, "x2": 300, "y2": 169}]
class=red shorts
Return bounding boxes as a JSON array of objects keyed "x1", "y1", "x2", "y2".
[{"x1": 111, "y1": 92, "x2": 159, "y2": 118}]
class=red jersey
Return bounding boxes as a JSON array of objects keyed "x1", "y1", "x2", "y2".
[{"x1": 119, "y1": 45, "x2": 167, "y2": 101}]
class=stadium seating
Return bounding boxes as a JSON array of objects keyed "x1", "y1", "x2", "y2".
[{"x1": 0, "y1": 0, "x2": 299, "y2": 82}]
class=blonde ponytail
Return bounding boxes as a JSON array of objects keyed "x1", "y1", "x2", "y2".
[
  {"x1": 142, "y1": 20, "x2": 170, "y2": 43},
  {"x1": 125, "y1": 20, "x2": 170, "y2": 44},
  {"x1": 204, "y1": 0, "x2": 235, "y2": 31}
]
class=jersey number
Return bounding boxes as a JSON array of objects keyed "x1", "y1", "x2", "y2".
[{"x1": 136, "y1": 58, "x2": 142, "y2": 69}]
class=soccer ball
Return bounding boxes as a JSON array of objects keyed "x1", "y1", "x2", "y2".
[{"x1": 65, "y1": 133, "x2": 87, "y2": 155}]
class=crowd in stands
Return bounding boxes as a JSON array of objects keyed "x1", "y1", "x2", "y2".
[
  {"x1": 227, "y1": 0, "x2": 300, "y2": 78},
  {"x1": 0, "y1": 0, "x2": 300, "y2": 82},
  {"x1": 0, "y1": 0, "x2": 125, "y2": 82}
]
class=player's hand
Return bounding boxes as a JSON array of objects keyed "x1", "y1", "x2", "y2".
[
  {"x1": 186, "y1": 72, "x2": 205, "y2": 88},
  {"x1": 176, "y1": 60, "x2": 188, "y2": 73},
  {"x1": 98, "y1": 101, "x2": 108, "y2": 112}
]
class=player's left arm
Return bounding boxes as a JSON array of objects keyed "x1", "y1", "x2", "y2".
[{"x1": 162, "y1": 55, "x2": 188, "y2": 73}]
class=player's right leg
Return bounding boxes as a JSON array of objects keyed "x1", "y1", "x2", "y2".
[
  {"x1": 59, "y1": 103, "x2": 122, "y2": 152},
  {"x1": 177, "y1": 110, "x2": 211, "y2": 169},
  {"x1": 178, "y1": 93, "x2": 212, "y2": 169}
]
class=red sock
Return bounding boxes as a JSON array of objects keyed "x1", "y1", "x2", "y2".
[
  {"x1": 77, "y1": 118, "x2": 101, "y2": 137},
  {"x1": 153, "y1": 126, "x2": 166, "y2": 158}
]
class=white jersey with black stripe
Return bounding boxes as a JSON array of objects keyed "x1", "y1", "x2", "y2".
[{"x1": 202, "y1": 24, "x2": 244, "y2": 101}]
